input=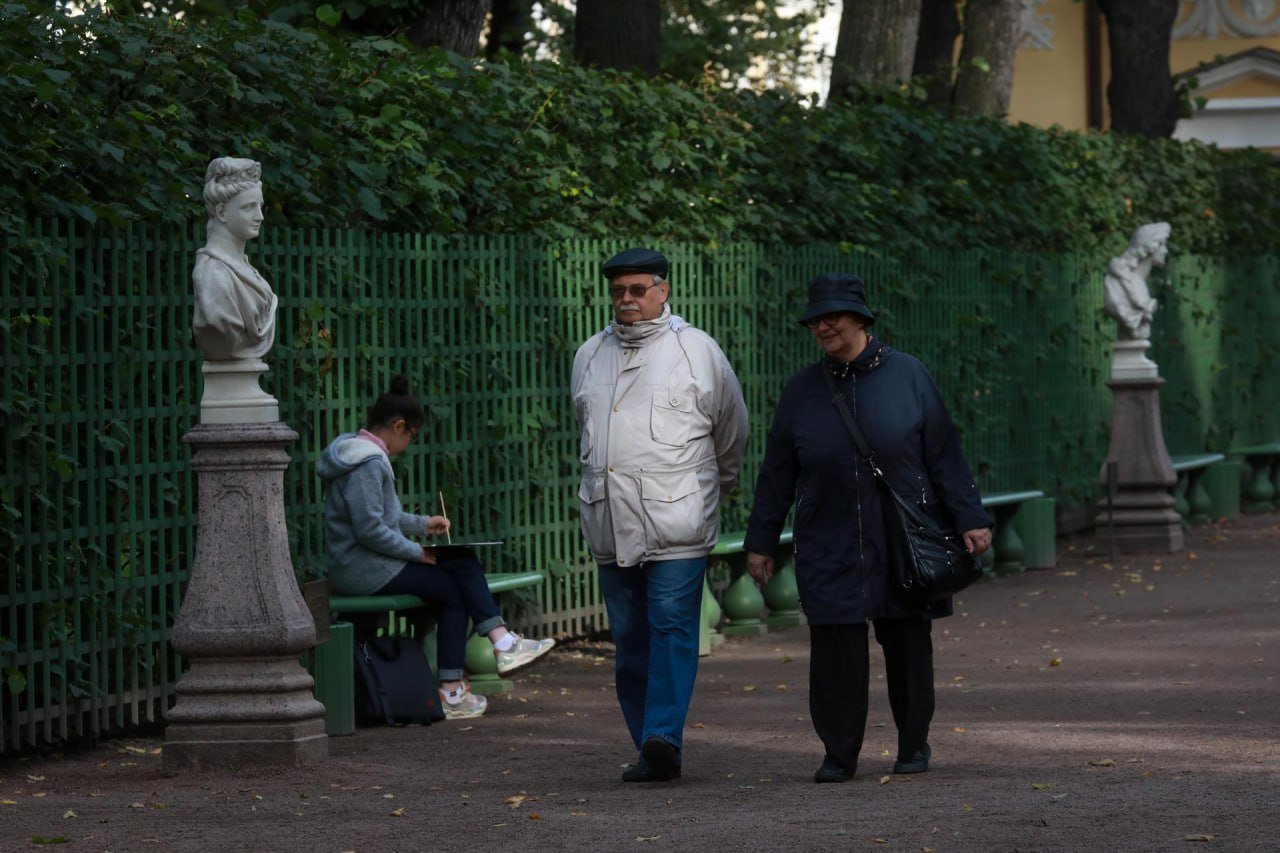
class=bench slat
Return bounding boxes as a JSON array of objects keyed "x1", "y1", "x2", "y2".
[
  {"x1": 330, "y1": 571, "x2": 543, "y2": 614},
  {"x1": 1232, "y1": 443, "x2": 1280, "y2": 456},
  {"x1": 711, "y1": 529, "x2": 792, "y2": 556},
  {"x1": 981, "y1": 490, "x2": 1045, "y2": 508},
  {"x1": 1171, "y1": 453, "x2": 1225, "y2": 471}
]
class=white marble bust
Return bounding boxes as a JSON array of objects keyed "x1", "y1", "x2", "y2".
[
  {"x1": 1104, "y1": 222, "x2": 1169, "y2": 342},
  {"x1": 192, "y1": 157, "x2": 277, "y2": 361}
]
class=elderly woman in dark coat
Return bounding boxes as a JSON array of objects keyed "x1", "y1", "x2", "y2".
[{"x1": 744, "y1": 273, "x2": 993, "y2": 784}]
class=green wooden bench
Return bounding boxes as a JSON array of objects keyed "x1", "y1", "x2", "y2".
[
  {"x1": 981, "y1": 490, "x2": 1051, "y2": 575},
  {"x1": 704, "y1": 488, "x2": 1056, "y2": 644},
  {"x1": 1170, "y1": 453, "x2": 1231, "y2": 524},
  {"x1": 313, "y1": 570, "x2": 544, "y2": 735},
  {"x1": 1232, "y1": 442, "x2": 1280, "y2": 513},
  {"x1": 704, "y1": 530, "x2": 795, "y2": 647}
]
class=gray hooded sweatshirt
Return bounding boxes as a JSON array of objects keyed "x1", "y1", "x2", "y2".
[{"x1": 316, "y1": 432, "x2": 430, "y2": 595}]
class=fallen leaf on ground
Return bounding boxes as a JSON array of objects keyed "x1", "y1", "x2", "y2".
[
  {"x1": 1089, "y1": 758, "x2": 1116, "y2": 767},
  {"x1": 389, "y1": 807, "x2": 405, "y2": 817},
  {"x1": 1031, "y1": 783, "x2": 1052, "y2": 790},
  {"x1": 743, "y1": 685, "x2": 757, "y2": 692},
  {"x1": 528, "y1": 812, "x2": 541, "y2": 820},
  {"x1": 879, "y1": 775, "x2": 891, "y2": 785},
  {"x1": 504, "y1": 795, "x2": 526, "y2": 809},
  {"x1": 635, "y1": 837, "x2": 660, "y2": 842},
  {"x1": 1184, "y1": 835, "x2": 1214, "y2": 842},
  {"x1": 1050, "y1": 658, "x2": 1062, "y2": 667},
  {"x1": 62, "y1": 810, "x2": 76, "y2": 819},
  {"x1": 691, "y1": 722, "x2": 706, "y2": 729},
  {"x1": 952, "y1": 727, "x2": 966, "y2": 733},
  {"x1": 26, "y1": 775, "x2": 44, "y2": 782}
]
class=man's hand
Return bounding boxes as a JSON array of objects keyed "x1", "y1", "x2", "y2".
[
  {"x1": 420, "y1": 547, "x2": 438, "y2": 565},
  {"x1": 963, "y1": 527, "x2": 992, "y2": 557},
  {"x1": 747, "y1": 551, "x2": 774, "y2": 585},
  {"x1": 426, "y1": 516, "x2": 451, "y2": 536}
]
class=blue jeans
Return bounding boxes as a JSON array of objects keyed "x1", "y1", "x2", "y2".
[
  {"x1": 598, "y1": 556, "x2": 707, "y2": 757},
  {"x1": 378, "y1": 553, "x2": 505, "y2": 682}
]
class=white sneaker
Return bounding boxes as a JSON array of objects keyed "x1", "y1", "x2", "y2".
[
  {"x1": 440, "y1": 684, "x2": 487, "y2": 720},
  {"x1": 495, "y1": 634, "x2": 556, "y2": 675}
]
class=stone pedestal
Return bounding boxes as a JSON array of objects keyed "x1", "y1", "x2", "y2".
[
  {"x1": 164, "y1": 422, "x2": 327, "y2": 771},
  {"x1": 1094, "y1": 378, "x2": 1184, "y2": 555}
]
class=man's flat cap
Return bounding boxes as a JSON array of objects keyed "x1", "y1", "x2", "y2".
[{"x1": 602, "y1": 247, "x2": 668, "y2": 279}]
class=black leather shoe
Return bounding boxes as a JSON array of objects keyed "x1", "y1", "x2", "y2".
[
  {"x1": 813, "y1": 756, "x2": 855, "y2": 783},
  {"x1": 893, "y1": 743, "x2": 932, "y2": 774},
  {"x1": 622, "y1": 739, "x2": 681, "y2": 782}
]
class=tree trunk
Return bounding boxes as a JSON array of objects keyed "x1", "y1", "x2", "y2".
[
  {"x1": 575, "y1": 0, "x2": 662, "y2": 76},
  {"x1": 485, "y1": 0, "x2": 530, "y2": 61},
  {"x1": 952, "y1": 0, "x2": 1021, "y2": 116},
  {"x1": 912, "y1": 0, "x2": 960, "y2": 105},
  {"x1": 405, "y1": 0, "x2": 493, "y2": 57},
  {"x1": 829, "y1": 0, "x2": 923, "y2": 103},
  {"x1": 1097, "y1": 0, "x2": 1179, "y2": 138}
]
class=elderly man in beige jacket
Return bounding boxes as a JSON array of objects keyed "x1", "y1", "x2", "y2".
[{"x1": 572, "y1": 247, "x2": 749, "y2": 783}]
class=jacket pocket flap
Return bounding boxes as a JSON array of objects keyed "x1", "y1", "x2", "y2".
[
  {"x1": 577, "y1": 474, "x2": 607, "y2": 504},
  {"x1": 652, "y1": 388, "x2": 695, "y2": 413},
  {"x1": 640, "y1": 470, "x2": 700, "y2": 503}
]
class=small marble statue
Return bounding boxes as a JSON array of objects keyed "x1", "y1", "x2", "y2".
[
  {"x1": 1104, "y1": 222, "x2": 1169, "y2": 341},
  {"x1": 193, "y1": 157, "x2": 277, "y2": 361}
]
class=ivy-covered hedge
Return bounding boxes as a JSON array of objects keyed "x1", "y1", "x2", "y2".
[{"x1": 4, "y1": 3, "x2": 1280, "y2": 257}]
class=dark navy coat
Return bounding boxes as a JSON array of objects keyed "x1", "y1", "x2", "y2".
[{"x1": 744, "y1": 341, "x2": 992, "y2": 625}]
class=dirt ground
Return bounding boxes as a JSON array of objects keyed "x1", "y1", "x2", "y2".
[{"x1": 3, "y1": 514, "x2": 1279, "y2": 852}]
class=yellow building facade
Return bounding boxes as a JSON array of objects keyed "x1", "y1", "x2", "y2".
[{"x1": 1008, "y1": 0, "x2": 1280, "y2": 151}]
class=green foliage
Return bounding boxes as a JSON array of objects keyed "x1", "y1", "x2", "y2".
[{"x1": 4, "y1": 3, "x2": 1280, "y2": 259}]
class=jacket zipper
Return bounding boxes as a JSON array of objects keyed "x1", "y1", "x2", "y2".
[{"x1": 849, "y1": 371, "x2": 870, "y2": 604}]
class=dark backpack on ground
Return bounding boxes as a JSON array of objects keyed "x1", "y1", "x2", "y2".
[{"x1": 353, "y1": 635, "x2": 445, "y2": 726}]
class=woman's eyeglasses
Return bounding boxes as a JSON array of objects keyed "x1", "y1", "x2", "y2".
[
  {"x1": 609, "y1": 283, "x2": 662, "y2": 299},
  {"x1": 804, "y1": 312, "x2": 848, "y2": 329}
]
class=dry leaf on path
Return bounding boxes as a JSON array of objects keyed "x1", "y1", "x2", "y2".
[
  {"x1": 528, "y1": 812, "x2": 541, "y2": 820},
  {"x1": 635, "y1": 837, "x2": 661, "y2": 842},
  {"x1": 63, "y1": 810, "x2": 76, "y2": 819},
  {"x1": 1088, "y1": 758, "x2": 1116, "y2": 767},
  {"x1": 389, "y1": 807, "x2": 406, "y2": 817},
  {"x1": 879, "y1": 775, "x2": 891, "y2": 785}
]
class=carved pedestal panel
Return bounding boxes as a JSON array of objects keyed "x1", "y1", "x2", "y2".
[
  {"x1": 164, "y1": 423, "x2": 327, "y2": 771},
  {"x1": 1094, "y1": 378, "x2": 1185, "y2": 555}
]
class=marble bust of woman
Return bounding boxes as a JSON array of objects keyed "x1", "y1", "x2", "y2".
[
  {"x1": 192, "y1": 157, "x2": 277, "y2": 361},
  {"x1": 1103, "y1": 222, "x2": 1170, "y2": 342}
]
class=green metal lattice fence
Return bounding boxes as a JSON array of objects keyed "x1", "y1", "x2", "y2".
[{"x1": 2, "y1": 220, "x2": 1278, "y2": 754}]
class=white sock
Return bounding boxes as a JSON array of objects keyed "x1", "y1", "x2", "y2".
[
  {"x1": 441, "y1": 685, "x2": 466, "y2": 705},
  {"x1": 493, "y1": 632, "x2": 516, "y2": 652}
]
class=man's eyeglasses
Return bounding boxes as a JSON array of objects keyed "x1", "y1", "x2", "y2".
[
  {"x1": 804, "y1": 312, "x2": 848, "y2": 329},
  {"x1": 609, "y1": 283, "x2": 662, "y2": 300}
]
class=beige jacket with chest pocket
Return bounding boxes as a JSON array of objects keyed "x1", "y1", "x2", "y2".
[{"x1": 572, "y1": 318, "x2": 749, "y2": 568}]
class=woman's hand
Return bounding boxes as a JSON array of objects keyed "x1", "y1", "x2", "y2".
[
  {"x1": 963, "y1": 527, "x2": 992, "y2": 557},
  {"x1": 426, "y1": 515, "x2": 451, "y2": 536},
  {"x1": 747, "y1": 551, "x2": 775, "y2": 585},
  {"x1": 420, "y1": 547, "x2": 438, "y2": 565}
]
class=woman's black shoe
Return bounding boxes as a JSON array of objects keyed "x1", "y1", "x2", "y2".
[
  {"x1": 813, "y1": 756, "x2": 855, "y2": 783},
  {"x1": 892, "y1": 743, "x2": 931, "y2": 774}
]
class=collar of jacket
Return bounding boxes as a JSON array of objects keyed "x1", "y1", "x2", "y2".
[
  {"x1": 824, "y1": 335, "x2": 887, "y2": 379},
  {"x1": 604, "y1": 305, "x2": 687, "y2": 348}
]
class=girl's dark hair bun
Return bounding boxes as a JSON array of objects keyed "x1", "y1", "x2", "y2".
[
  {"x1": 388, "y1": 374, "x2": 411, "y2": 396},
  {"x1": 368, "y1": 373, "x2": 425, "y2": 431}
]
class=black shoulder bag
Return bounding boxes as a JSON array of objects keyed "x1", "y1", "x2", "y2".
[{"x1": 821, "y1": 366, "x2": 983, "y2": 602}]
